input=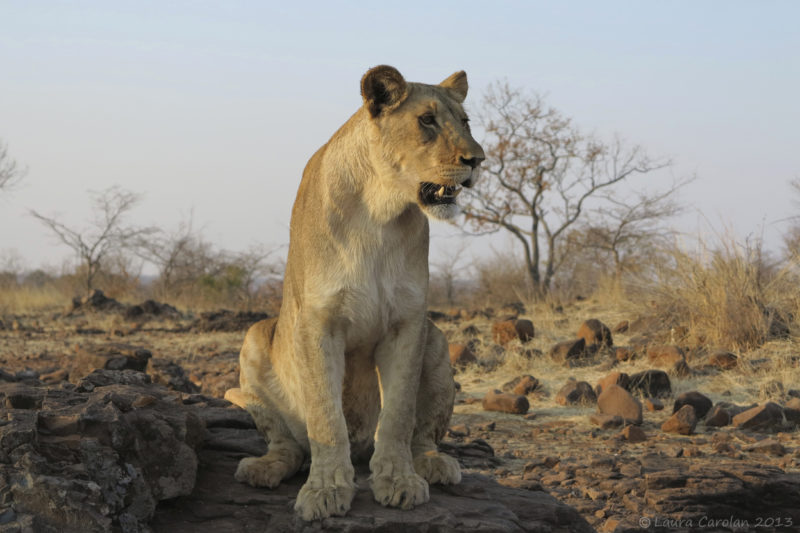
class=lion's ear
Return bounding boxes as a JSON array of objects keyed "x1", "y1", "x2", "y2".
[
  {"x1": 439, "y1": 71, "x2": 468, "y2": 103},
  {"x1": 361, "y1": 65, "x2": 408, "y2": 117}
]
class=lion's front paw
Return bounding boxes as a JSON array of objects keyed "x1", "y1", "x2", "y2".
[
  {"x1": 370, "y1": 456, "x2": 429, "y2": 510},
  {"x1": 294, "y1": 464, "x2": 356, "y2": 521},
  {"x1": 413, "y1": 450, "x2": 461, "y2": 485},
  {"x1": 235, "y1": 455, "x2": 294, "y2": 488}
]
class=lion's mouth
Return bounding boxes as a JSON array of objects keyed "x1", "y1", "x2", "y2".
[{"x1": 419, "y1": 182, "x2": 461, "y2": 206}]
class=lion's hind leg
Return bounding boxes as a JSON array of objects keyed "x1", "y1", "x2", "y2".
[
  {"x1": 411, "y1": 321, "x2": 461, "y2": 486},
  {"x1": 227, "y1": 319, "x2": 305, "y2": 488},
  {"x1": 230, "y1": 393, "x2": 305, "y2": 488}
]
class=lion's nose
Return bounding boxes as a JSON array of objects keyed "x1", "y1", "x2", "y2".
[{"x1": 459, "y1": 156, "x2": 484, "y2": 169}]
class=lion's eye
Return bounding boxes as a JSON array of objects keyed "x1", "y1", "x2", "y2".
[{"x1": 419, "y1": 113, "x2": 436, "y2": 126}]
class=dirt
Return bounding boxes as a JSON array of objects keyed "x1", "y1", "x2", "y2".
[{"x1": 1, "y1": 302, "x2": 799, "y2": 532}]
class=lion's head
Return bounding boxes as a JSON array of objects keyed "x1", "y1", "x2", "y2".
[{"x1": 360, "y1": 65, "x2": 485, "y2": 220}]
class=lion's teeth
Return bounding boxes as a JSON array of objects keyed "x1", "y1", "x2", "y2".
[
  {"x1": 452, "y1": 187, "x2": 461, "y2": 197},
  {"x1": 437, "y1": 186, "x2": 445, "y2": 197}
]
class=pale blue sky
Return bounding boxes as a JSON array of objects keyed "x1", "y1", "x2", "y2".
[{"x1": 1, "y1": 1, "x2": 798, "y2": 273}]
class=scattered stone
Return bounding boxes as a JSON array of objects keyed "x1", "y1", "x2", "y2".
[
  {"x1": 589, "y1": 413, "x2": 624, "y2": 429},
  {"x1": 786, "y1": 397, "x2": 800, "y2": 411},
  {"x1": 549, "y1": 338, "x2": 587, "y2": 364},
  {"x1": 628, "y1": 369, "x2": 672, "y2": 398},
  {"x1": 192, "y1": 310, "x2": 270, "y2": 332},
  {"x1": 124, "y1": 299, "x2": 181, "y2": 320},
  {"x1": 747, "y1": 439, "x2": 786, "y2": 456},
  {"x1": 620, "y1": 425, "x2": 647, "y2": 443},
  {"x1": 612, "y1": 320, "x2": 629, "y2": 334},
  {"x1": 705, "y1": 405, "x2": 732, "y2": 427},
  {"x1": 39, "y1": 368, "x2": 69, "y2": 384},
  {"x1": 492, "y1": 320, "x2": 517, "y2": 345},
  {"x1": 501, "y1": 374, "x2": 540, "y2": 396},
  {"x1": 70, "y1": 342, "x2": 152, "y2": 383},
  {"x1": 514, "y1": 319, "x2": 535, "y2": 342},
  {"x1": 673, "y1": 391, "x2": 713, "y2": 419},
  {"x1": 448, "y1": 343, "x2": 477, "y2": 368},
  {"x1": 555, "y1": 379, "x2": 597, "y2": 406},
  {"x1": 707, "y1": 350, "x2": 738, "y2": 370},
  {"x1": 491, "y1": 319, "x2": 534, "y2": 345},
  {"x1": 595, "y1": 371, "x2": 630, "y2": 396},
  {"x1": 147, "y1": 358, "x2": 200, "y2": 393},
  {"x1": 644, "y1": 398, "x2": 664, "y2": 411},
  {"x1": 732, "y1": 402, "x2": 784, "y2": 431},
  {"x1": 68, "y1": 289, "x2": 125, "y2": 314},
  {"x1": 597, "y1": 385, "x2": 642, "y2": 425},
  {"x1": 647, "y1": 345, "x2": 686, "y2": 367},
  {"x1": 576, "y1": 319, "x2": 613, "y2": 348},
  {"x1": 447, "y1": 424, "x2": 470, "y2": 438},
  {"x1": 614, "y1": 346, "x2": 633, "y2": 362},
  {"x1": 661, "y1": 404, "x2": 697, "y2": 435},
  {"x1": 482, "y1": 389, "x2": 529, "y2": 414}
]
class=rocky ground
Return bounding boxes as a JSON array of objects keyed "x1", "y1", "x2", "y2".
[{"x1": 1, "y1": 291, "x2": 799, "y2": 532}]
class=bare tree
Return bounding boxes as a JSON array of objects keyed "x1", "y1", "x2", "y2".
[
  {"x1": 570, "y1": 179, "x2": 689, "y2": 282},
  {"x1": 31, "y1": 186, "x2": 155, "y2": 294},
  {"x1": 430, "y1": 242, "x2": 469, "y2": 306},
  {"x1": 0, "y1": 140, "x2": 26, "y2": 191},
  {"x1": 462, "y1": 82, "x2": 670, "y2": 295}
]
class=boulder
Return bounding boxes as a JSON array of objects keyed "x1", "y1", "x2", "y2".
[
  {"x1": 707, "y1": 350, "x2": 738, "y2": 370},
  {"x1": 482, "y1": 389, "x2": 530, "y2": 415},
  {"x1": 673, "y1": 391, "x2": 713, "y2": 419},
  {"x1": 0, "y1": 372, "x2": 205, "y2": 532},
  {"x1": 644, "y1": 398, "x2": 664, "y2": 411},
  {"x1": 492, "y1": 319, "x2": 534, "y2": 345},
  {"x1": 595, "y1": 371, "x2": 630, "y2": 396},
  {"x1": 70, "y1": 342, "x2": 153, "y2": 383},
  {"x1": 732, "y1": 402, "x2": 784, "y2": 431},
  {"x1": 661, "y1": 404, "x2": 697, "y2": 435},
  {"x1": 597, "y1": 385, "x2": 642, "y2": 425},
  {"x1": 704, "y1": 405, "x2": 732, "y2": 427},
  {"x1": 449, "y1": 343, "x2": 478, "y2": 369},
  {"x1": 589, "y1": 413, "x2": 624, "y2": 429},
  {"x1": 555, "y1": 380, "x2": 597, "y2": 406},
  {"x1": 549, "y1": 338, "x2": 586, "y2": 365},
  {"x1": 620, "y1": 425, "x2": 647, "y2": 443},
  {"x1": 147, "y1": 358, "x2": 200, "y2": 394},
  {"x1": 612, "y1": 320, "x2": 629, "y2": 334},
  {"x1": 576, "y1": 319, "x2": 613, "y2": 348},
  {"x1": 647, "y1": 345, "x2": 686, "y2": 367},
  {"x1": 501, "y1": 375, "x2": 540, "y2": 396}
]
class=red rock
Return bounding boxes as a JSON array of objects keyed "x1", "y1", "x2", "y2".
[
  {"x1": 644, "y1": 398, "x2": 664, "y2": 411},
  {"x1": 647, "y1": 345, "x2": 686, "y2": 367},
  {"x1": 492, "y1": 319, "x2": 534, "y2": 345},
  {"x1": 549, "y1": 338, "x2": 587, "y2": 364},
  {"x1": 615, "y1": 346, "x2": 633, "y2": 362},
  {"x1": 746, "y1": 438, "x2": 786, "y2": 456},
  {"x1": 482, "y1": 389, "x2": 529, "y2": 415},
  {"x1": 612, "y1": 320, "x2": 629, "y2": 334},
  {"x1": 708, "y1": 350, "x2": 738, "y2": 370},
  {"x1": 673, "y1": 391, "x2": 713, "y2": 419},
  {"x1": 492, "y1": 320, "x2": 518, "y2": 345},
  {"x1": 589, "y1": 413, "x2": 624, "y2": 429},
  {"x1": 704, "y1": 405, "x2": 731, "y2": 427},
  {"x1": 597, "y1": 385, "x2": 642, "y2": 425},
  {"x1": 595, "y1": 372, "x2": 630, "y2": 396},
  {"x1": 514, "y1": 319, "x2": 535, "y2": 343},
  {"x1": 576, "y1": 319, "x2": 613, "y2": 348},
  {"x1": 628, "y1": 370, "x2": 672, "y2": 398},
  {"x1": 555, "y1": 380, "x2": 597, "y2": 406},
  {"x1": 502, "y1": 375, "x2": 539, "y2": 396},
  {"x1": 661, "y1": 404, "x2": 697, "y2": 435},
  {"x1": 732, "y1": 402, "x2": 784, "y2": 430},
  {"x1": 620, "y1": 425, "x2": 647, "y2": 443},
  {"x1": 448, "y1": 343, "x2": 477, "y2": 368}
]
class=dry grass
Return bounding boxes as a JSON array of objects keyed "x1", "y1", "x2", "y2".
[
  {"x1": 0, "y1": 285, "x2": 69, "y2": 315},
  {"x1": 628, "y1": 236, "x2": 798, "y2": 351}
]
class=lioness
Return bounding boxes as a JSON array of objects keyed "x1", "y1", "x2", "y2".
[{"x1": 225, "y1": 65, "x2": 484, "y2": 520}]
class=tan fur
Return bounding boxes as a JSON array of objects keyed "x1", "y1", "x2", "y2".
[{"x1": 226, "y1": 66, "x2": 484, "y2": 521}]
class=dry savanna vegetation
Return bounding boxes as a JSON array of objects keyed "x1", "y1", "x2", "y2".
[{"x1": 1, "y1": 90, "x2": 799, "y2": 532}]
